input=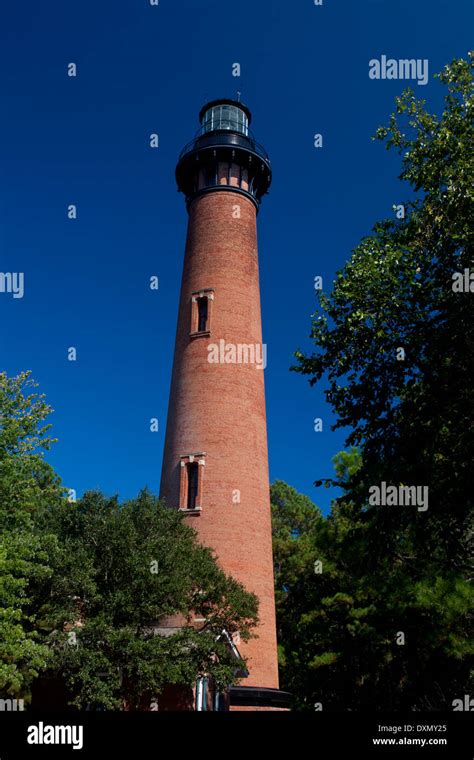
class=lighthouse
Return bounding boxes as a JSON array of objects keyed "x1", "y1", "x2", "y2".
[{"x1": 160, "y1": 99, "x2": 285, "y2": 710}]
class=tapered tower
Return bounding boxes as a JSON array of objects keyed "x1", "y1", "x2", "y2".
[{"x1": 160, "y1": 99, "x2": 286, "y2": 710}]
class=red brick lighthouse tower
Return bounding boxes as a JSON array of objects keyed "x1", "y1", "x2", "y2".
[{"x1": 160, "y1": 99, "x2": 286, "y2": 710}]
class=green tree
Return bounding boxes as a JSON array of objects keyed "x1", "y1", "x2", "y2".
[
  {"x1": 271, "y1": 479, "x2": 322, "y2": 601},
  {"x1": 288, "y1": 55, "x2": 474, "y2": 710},
  {"x1": 38, "y1": 489, "x2": 258, "y2": 710},
  {"x1": 0, "y1": 371, "x2": 63, "y2": 698},
  {"x1": 0, "y1": 371, "x2": 258, "y2": 709}
]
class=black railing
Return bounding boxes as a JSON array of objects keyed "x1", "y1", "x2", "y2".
[{"x1": 178, "y1": 126, "x2": 271, "y2": 164}]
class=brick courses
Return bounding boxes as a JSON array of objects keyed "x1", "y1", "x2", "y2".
[{"x1": 160, "y1": 189, "x2": 279, "y2": 691}]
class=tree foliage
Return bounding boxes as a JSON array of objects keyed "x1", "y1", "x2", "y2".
[
  {"x1": 0, "y1": 371, "x2": 257, "y2": 709},
  {"x1": 38, "y1": 490, "x2": 258, "y2": 710},
  {"x1": 281, "y1": 55, "x2": 474, "y2": 710},
  {"x1": 0, "y1": 371, "x2": 63, "y2": 696}
]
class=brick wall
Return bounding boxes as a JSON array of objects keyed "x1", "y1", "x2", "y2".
[{"x1": 160, "y1": 189, "x2": 279, "y2": 690}]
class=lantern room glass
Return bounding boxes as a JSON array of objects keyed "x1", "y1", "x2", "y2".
[{"x1": 202, "y1": 105, "x2": 249, "y2": 136}]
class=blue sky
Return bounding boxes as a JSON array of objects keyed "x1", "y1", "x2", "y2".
[{"x1": 0, "y1": 0, "x2": 472, "y2": 514}]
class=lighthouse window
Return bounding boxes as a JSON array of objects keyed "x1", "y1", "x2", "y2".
[
  {"x1": 197, "y1": 297, "x2": 208, "y2": 332},
  {"x1": 190, "y1": 289, "x2": 214, "y2": 337},
  {"x1": 179, "y1": 454, "x2": 205, "y2": 511},
  {"x1": 206, "y1": 164, "x2": 218, "y2": 186},
  {"x1": 220, "y1": 105, "x2": 232, "y2": 130},
  {"x1": 187, "y1": 463, "x2": 199, "y2": 510},
  {"x1": 202, "y1": 105, "x2": 248, "y2": 136}
]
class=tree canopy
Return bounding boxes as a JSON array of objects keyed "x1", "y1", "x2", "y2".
[
  {"x1": 0, "y1": 371, "x2": 63, "y2": 697},
  {"x1": 0, "y1": 371, "x2": 257, "y2": 709},
  {"x1": 281, "y1": 54, "x2": 474, "y2": 710},
  {"x1": 38, "y1": 489, "x2": 258, "y2": 710}
]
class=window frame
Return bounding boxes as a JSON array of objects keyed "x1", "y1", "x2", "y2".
[
  {"x1": 190, "y1": 289, "x2": 214, "y2": 337},
  {"x1": 187, "y1": 461, "x2": 199, "y2": 510},
  {"x1": 179, "y1": 453, "x2": 206, "y2": 513}
]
